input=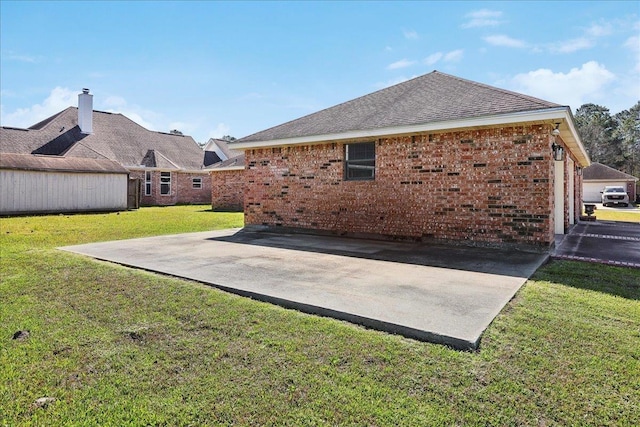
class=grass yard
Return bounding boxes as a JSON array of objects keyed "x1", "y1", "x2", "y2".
[
  {"x1": 589, "y1": 208, "x2": 640, "y2": 223},
  {"x1": 1, "y1": 206, "x2": 639, "y2": 426}
]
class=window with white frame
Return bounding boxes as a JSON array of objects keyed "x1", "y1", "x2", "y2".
[
  {"x1": 145, "y1": 171, "x2": 152, "y2": 196},
  {"x1": 160, "y1": 172, "x2": 171, "y2": 195},
  {"x1": 344, "y1": 142, "x2": 375, "y2": 181},
  {"x1": 192, "y1": 177, "x2": 202, "y2": 189}
]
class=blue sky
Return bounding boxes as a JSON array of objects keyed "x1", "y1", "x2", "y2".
[{"x1": 1, "y1": 1, "x2": 638, "y2": 143}]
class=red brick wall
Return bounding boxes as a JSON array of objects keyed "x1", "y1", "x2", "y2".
[
  {"x1": 211, "y1": 169, "x2": 244, "y2": 211},
  {"x1": 245, "y1": 125, "x2": 559, "y2": 249},
  {"x1": 176, "y1": 172, "x2": 211, "y2": 204},
  {"x1": 129, "y1": 170, "x2": 211, "y2": 206}
]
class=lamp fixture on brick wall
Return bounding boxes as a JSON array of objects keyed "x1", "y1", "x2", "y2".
[{"x1": 551, "y1": 123, "x2": 564, "y2": 161}]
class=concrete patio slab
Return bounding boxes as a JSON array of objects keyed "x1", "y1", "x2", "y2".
[{"x1": 60, "y1": 229, "x2": 548, "y2": 350}]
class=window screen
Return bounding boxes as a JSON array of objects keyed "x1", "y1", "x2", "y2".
[
  {"x1": 160, "y1": 172, "x2": 171, "y2": 195},
  {"x1": 345, "y1": 142, "x2": 375, "y2": 181}
]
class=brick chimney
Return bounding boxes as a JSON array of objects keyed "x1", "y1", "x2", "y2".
[{"x1": 78, "y1": 88, "x2": 93, "y2": 134}]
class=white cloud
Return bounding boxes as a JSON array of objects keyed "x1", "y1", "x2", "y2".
[
  {"x1": 423, "y1": 50, "x2": 462, "y2": 67},
  {"x1": 443, "y1": 50, "x2": 464, "y2": 62},
  {"x1": 550, "y1": 37, "x2": 594, "y2": 54},
  {"x1": 508, "y1": 61, "x2": 616, "y2": 109},
  {"x1": 103, "y1": 95, "x2": 127, "y2": 108},
  {"x1": 624, "y1": 35, "x2": 640, "y2": 72},
  {"x1": 208, "y1": 122, "x2": 231, "y2": 139},
  {"x1": 462, "y1": 9, "x2": 504, "y2": 28},
  {"x1": 484, "y1": 34, "x2": 527, "y2": 48},
  {"x1": 586, "y1": 23, "x2": 612, "y2": 37},
  {"x1": 3, "y1": 50, "x2": 41, "y2": 63},
  {"x1": 0, "y1": 86, "x2": 76, "y2": 128},
  {"x1": 424, "y1": 52, "x2": 443, "y2": 66},
  {"x1": 100, "y1": 95, "x2": 157, "y2": 130},
  {"x1": 374, "y1": 75, "x2": 418, "y2": 90},
  {"x1": 403, "y1": 29, "x2": 419, "y2": 40},
  {"x1": 387, "y1": 59, "x2": 416, "y2": 70}
]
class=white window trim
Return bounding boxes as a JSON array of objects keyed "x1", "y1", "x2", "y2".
[
  {"x1": 160, "y1": 171, "x2": 171, "y2": 196},
  {"x1": 144, "y1": 171, "x2": 152, "y2": 196}
]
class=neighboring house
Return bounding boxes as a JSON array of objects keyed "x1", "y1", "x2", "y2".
[
  {"x1": 582, "y1": 162, "x2": 638, "y2": 203},
  {"x1": 0, "y1": 89, "x2": 212, "y2": 212},
  {"x1": 0, "y1": 153, "x2": 129, "y2": 215},
  {"x1": 232, "y1": 71, "x2": 590, "y2": 251},
  {"x1": 205, "y1": 138, "x2": 245, "y2": 211}
]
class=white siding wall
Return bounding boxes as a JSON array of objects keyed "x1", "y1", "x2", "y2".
[{"x1": 0, "y1": 170, "x2": 128, "y2": 215}]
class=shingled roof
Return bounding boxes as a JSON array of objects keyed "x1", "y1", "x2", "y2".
[
  {"x1": 0, "y1": 107, "x2": 205, "y2": 170},
  {"x1": 583, "y1": 162, "x2": 638, "y2": 181},
  {"x1": 236, "y1": 70, "x2": 563, "y2": 144},
  {"x1": 0, "y1": 152, "x2": 128, "y2": 174}
]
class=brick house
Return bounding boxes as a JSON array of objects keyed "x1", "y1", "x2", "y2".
[
  {"x1": 232, "y1": 71, "x2": 590, "y2": 251},
  {"x1": 204, "y1": 138, "x2": 245, "y2": 211},
  {"x1": 0, "y1": 89, "x2": 211, "y2": 208}
]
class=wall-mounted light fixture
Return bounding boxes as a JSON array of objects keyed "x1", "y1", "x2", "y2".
[
  {"x1": 551, "y1": 123, "x2": 564, "y2": 161},
  {"x1": 576, "y1": 166, "x2": 583, "y2": 176}
]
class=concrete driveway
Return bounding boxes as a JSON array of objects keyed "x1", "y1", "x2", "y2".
[
  {"x1": 554, "y1": 221, "x2": 640, "y2": 268},
  {"x1": 60, "y1": 229, "x2": 548, "y2": 350}
]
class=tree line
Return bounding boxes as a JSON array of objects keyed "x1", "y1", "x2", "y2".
[{"x1": 574, "y1": 101, "x2": 640, "y2": 178}]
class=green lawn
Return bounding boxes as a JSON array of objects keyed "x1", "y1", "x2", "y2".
[
  {"x1": 1, "y1": 206, "x2": 639, "y2": 426},
  {"x1": 589, "y1": 207, "x2": 640, "y2": 223}
]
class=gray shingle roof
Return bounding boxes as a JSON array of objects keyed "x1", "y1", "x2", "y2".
[
  {"x1": 206, "y1": 153, "x2": 245, "y2": 170},
  {"x1": 237, "y1": 70, "x2": 563, "y2": 143},
  {"x1": 0, "y1": 152, "x2": 128, "y2": 174},
  {"x1": 0, "y1": 107, "x2": 205, "y2": 170},
  {"x1": 583, "y1": 162, "x2": 638, "y2": 181}
]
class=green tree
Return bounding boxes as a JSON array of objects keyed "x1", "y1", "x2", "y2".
[
  {"x1": 613, "y1": 101, "x2": 640, "y2": 178},
  {"x1": 574, "y1": 103, "x2": 617, "y2": 164}
]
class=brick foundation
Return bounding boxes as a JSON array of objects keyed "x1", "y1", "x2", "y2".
[{"x1": 244, "y1": 125, "x2": 566, "y2": 250}]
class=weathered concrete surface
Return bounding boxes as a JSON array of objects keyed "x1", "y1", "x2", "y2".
[{"x1": 60, "y1": 229, "x2": 548, "y2": 350}]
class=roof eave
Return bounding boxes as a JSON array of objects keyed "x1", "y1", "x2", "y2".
[
  {"x1": 208, "y1": 166, "x2": 245, "y2": 172},
  {"x1": 232, "y1": 107, "x2": 589, "y2": 166}
]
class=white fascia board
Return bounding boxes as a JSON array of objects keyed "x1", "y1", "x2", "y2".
[
  {"x1": 232, "y1": 107, "x2": 572, "y2": 150},
  {"x1": 208, "y1": 166, "x2": 245, "y2": 172},
  {"x1": 562, "y1": 109, "x2": 591, "y2": 167}
]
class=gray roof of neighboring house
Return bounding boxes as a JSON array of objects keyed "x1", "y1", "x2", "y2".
[
  {"x1": 206, "y1": 153, "x2": 245, "y2": 170},
  {"x1": 0, "y1": 107, "x2": 206, "y2": 170},
  {"x1": 236, "y1": 70, "x2": 563, "y2": 143},
  {"x1": 583, "y1": 162, "x2": 638, "y2": 181},
  {"x1": 0, "y1": 152, "x2": 129, "y2": 174},
  {"x1": 209, "y1": 138, "x2": 242, "y2": 159}
]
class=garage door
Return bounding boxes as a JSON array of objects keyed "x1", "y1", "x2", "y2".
[{"x1": 583, "y1": 181, "x2": 625, "y2": 202}]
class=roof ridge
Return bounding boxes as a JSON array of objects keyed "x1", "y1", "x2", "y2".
[
  {"x1": 433, "y1": 70, "x2": 563, "y2": 109},
  {"x1": 153, "y1": 149, "x2": 181, "y2": 169},
  {"x1": 28, "y1": 107, "x2": 75, "y2": 130},
  {"x1": 237, "y1": 71, "x2": 441, "y2": 142},
  {"x1": 237, "y1": 70, "x2": 564, "y2": 144}
]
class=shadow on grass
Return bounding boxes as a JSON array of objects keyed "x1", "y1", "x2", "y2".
[
  {"x1": 197, "y1": 209, "x2": 243, "y2": 213},
  {"x1": 532, "y1": 260, "x2": 640, "y2": 300}
]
